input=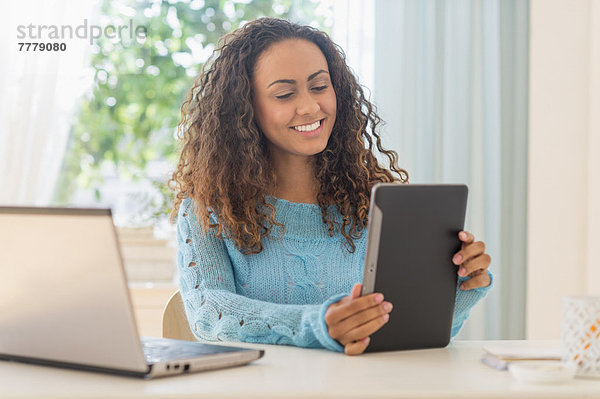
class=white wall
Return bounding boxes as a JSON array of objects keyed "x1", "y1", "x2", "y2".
[
  {"x1": 587, "y1": 0, "x2": 600, "y2": 296},
  {"x1": 527, "y1": 0, "x2": 600, "y2": 339}
]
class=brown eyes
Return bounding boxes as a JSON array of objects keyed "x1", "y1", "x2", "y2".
[{"x1": 275, "y1": 85, "x2": 328, "y2": 100}]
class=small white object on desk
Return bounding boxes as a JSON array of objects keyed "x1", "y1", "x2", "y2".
[{"x1": 508, "y1": 361, "x2": 576, "y2": 384}]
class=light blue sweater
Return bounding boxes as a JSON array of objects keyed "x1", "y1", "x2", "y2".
[{"x1": 176, "y1": 196, "x2": 491, "y2": 352}]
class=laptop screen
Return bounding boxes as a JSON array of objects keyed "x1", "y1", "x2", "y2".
[{"x1": 0, "y1": 207, "x2": 147, "y2": 372}]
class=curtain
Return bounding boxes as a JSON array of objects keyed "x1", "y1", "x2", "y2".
[
  {"x1": 0, "y1": 1, "x2": 96, "y2": 205},
  {"x1": 332, "y1": 0, "x2": 375, "y2": 94},
  {"x1": 371, "y1": 0, "x2": 529, "y2": 339}
]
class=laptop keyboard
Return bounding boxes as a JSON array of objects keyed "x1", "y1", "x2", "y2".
[{"x1": 141, "y1": 337, "x2": 243, "y2": 364}]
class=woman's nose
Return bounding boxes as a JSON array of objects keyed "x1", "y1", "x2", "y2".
[{"x1": 296, "y1": 91, "x2": 320, "y2": 115}]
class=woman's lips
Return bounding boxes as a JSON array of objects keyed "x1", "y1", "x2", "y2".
[{"x1": 290, "y1": 118, "x2": 325, "y2": 137}]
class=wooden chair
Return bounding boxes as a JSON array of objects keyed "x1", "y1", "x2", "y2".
[{"x1": 162, "y1": 290, "x2": 196, "y2": 341}]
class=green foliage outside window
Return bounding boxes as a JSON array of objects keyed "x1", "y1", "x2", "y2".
[{"x1": 54, "y1": 0, "x2": 332, "y2": 224}]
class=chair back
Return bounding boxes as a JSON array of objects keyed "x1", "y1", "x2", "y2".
[{"x1": 162, "y1": 290, "x2": 196, "y2": 341}]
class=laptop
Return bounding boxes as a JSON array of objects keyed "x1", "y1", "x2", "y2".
[{"x1": 0, "y1": 206, "x2": 264, "y2": 378}]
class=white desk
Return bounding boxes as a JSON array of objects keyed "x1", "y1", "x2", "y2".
[{"x1": 1, "y1": 340, "x2": 599, "y2": 399}]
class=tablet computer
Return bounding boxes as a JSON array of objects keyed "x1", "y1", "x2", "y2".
[{"x1": 361, "y1": 183, "x2": 468, "y2": 352}]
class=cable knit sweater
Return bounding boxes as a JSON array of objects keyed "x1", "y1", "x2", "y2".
[{"x1": 176, "y1": 196, "x2": 491, "y2": 352}]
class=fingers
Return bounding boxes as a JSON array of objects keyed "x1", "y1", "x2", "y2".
[
  {"x1": 325, "y1": 284, "x2": 393, "y2": 355},
  {"x1": 460, "y1": 272, "x2": 491, "y2": 290},
  {"x1": 329, "y1": 302, "x2": 393, "y2": 343},
  {"x1": 458, "y1": 253, "x2": 492, "y2": 277},
  {"x1": 453, "y1": 232, "x2": 492, "y2": 287},
  {"x1": 453, "y1": 240, "x2": 485, "y2": 265},
  {"x1": 345, "y1": 337, "x2": 370, "y2": 356},
  {"x1": 324, "y1": 292, "x2": 384, "y2": 326},
  {"x1": 458, "y1": 230, "x2": 474, "y2": 244},
  {"x1": 337, "y1": 311, "x2": 390, "y2": 345},
  {"x1": 350, "y1": 283, "x2": 362, "y2": 299}
]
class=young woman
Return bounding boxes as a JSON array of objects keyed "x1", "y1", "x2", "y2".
[{"x1": 170, "y1": 17, "x2": 492, "y2": 355}]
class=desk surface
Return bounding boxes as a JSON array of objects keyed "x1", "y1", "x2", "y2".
[{"x1": 1, "y1": 340, "x2": 599, "y2": 399}]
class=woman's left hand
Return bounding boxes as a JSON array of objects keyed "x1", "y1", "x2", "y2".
[{"x1": 452, "y1": 231, "x2": 491, "y2": 290}]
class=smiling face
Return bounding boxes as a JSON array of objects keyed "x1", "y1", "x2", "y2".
[{"x1": 252, "y1": 39, "x2": 337, "y2": 162}]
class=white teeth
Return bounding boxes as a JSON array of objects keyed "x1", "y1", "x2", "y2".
[{"x1": 292, "y1": 120, "x2": 321, "y2": 132}]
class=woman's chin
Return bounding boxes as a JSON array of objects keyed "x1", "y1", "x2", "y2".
[{"x1": 299, "y1": 140, "x2": 330, "y2": 157}]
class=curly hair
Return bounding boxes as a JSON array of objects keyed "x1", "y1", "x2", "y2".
[{"x1": 170, "y1": 17, "x2": 408, "y2": 255}]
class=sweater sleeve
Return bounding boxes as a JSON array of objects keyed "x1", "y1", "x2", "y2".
[
  {"x1": 450, "y1": 271, "x2": 493, "y2": 337},
  {"x1": 176, "y1": 198, "x2": 344, "y2": 352}
]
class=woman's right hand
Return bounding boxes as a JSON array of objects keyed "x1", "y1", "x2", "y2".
[{"x1": 324, "y1": 283, "x2": 393, "y2": 355}]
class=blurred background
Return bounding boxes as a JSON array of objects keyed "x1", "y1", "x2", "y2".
[{"x1": 0, "y1": 0, "x2": 598, "y2": 340}]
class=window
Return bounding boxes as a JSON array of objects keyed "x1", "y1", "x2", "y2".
[{"x1": 1, "y1": 0, "x2": 336, "y2": 284}]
